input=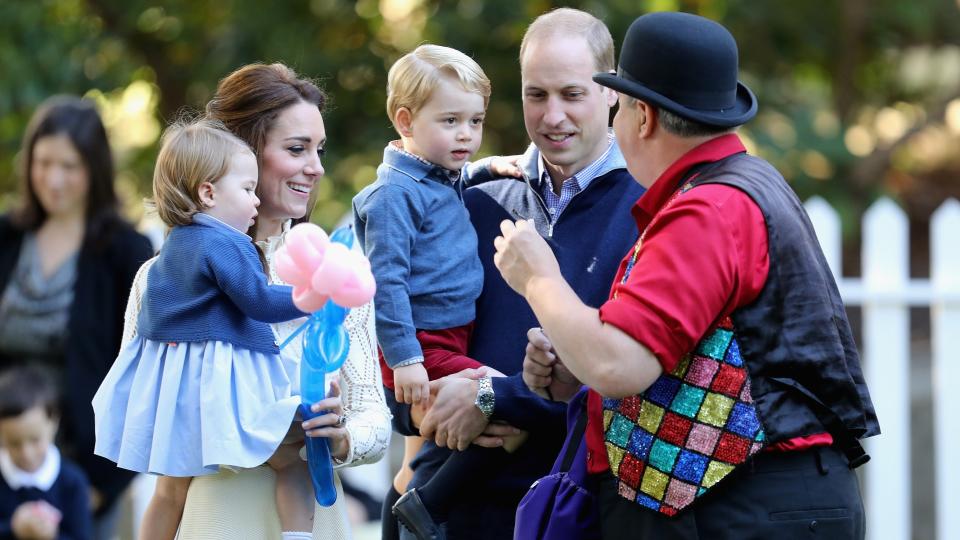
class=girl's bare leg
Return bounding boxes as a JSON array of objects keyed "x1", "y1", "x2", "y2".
[
  {"x1": 269, "y1": 442, "x2": 314, "y2": 533},
  {"x1": 138, "y1": 476, "x2": 192, "y2": 540}
]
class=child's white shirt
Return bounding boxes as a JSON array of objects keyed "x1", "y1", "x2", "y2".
[{"x1": 0, "y1": 445, "x2": 60, "y2": 491}]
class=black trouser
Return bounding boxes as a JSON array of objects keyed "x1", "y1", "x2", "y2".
[{"x1": 598, "y1": 446, "x2": 865, "y2": 540}]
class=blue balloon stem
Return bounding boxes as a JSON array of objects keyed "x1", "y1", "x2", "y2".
[
  {"x1": 299, "y1": 399, "x2": 337, "y2": 507},
  {"x1": 294, "y1": 225, "x2": 356, "y2": 507}
]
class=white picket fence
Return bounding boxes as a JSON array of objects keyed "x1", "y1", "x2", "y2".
[{"x1": 804, "y1": 196, "x2": 960, "y2": 540}]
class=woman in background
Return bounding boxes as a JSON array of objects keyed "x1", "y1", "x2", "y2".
[{"x1": 0, "y1": 95, "x2": 155, "y2": 539}]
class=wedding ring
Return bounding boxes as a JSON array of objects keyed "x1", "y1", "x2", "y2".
[{"x1": 334, "y1": 414, "x2": 347, "y2": 427}]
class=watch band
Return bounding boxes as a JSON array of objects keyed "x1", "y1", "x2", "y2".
[{"x1": 475, "y1": 376, "x2": 495, "y2": 418}]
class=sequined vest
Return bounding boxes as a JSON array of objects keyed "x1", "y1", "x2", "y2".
[{"x1": 602, "y1": 152, "x2": 879, "y2": 516}]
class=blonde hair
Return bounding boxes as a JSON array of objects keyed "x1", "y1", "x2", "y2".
[
  {"x1": 386, "y1": 44, "x2": 491, "y2": 127},
  {"x1": 150, "y1": 118, "x2": 253, "y2": 227},
  {"x1": 520, "y1": 8, "x2": 615, "y2": 73}
]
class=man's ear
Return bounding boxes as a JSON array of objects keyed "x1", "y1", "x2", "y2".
[
  {"x1": 198, "y1": 181, "x2": 216, "y2": 208},
  {"x1": 394, "y1": 107, "x2": 414, "y2": 138},
  {"x1": 637, "y1": 100, "x2": 654, "y2": 138},
  {"x1": 603, "y1": 75, "x2": 618, "y2": 108}
]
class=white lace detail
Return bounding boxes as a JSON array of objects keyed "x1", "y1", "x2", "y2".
[
  {"x1": 119, "y1": 225, "x2": 391, "y2": 469},
  {"x1": 120, "y1": 256, "x2": 155, "y2": 350}
]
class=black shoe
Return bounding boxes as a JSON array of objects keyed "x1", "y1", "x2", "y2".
[{"x1": 392, "y1": 488, "x2": 446, "y2": 540}]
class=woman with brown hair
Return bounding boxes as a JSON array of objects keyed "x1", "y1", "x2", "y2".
[
  {"x1": 0, "y1": 95, "x2": 155, "y2": 538},
  {"x1": 119, "y1": 64, "x2": 390, "y2": 539}
]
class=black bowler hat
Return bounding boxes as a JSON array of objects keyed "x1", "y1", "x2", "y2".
[{"x1": 593, "y1": 12, "x2": 757, "y2": 128}]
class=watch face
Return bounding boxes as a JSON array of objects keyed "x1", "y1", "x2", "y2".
[
  {"x1": 478, "y1": 393, "x2": 494, "y2": 411},
  {"x1": 476, "y1": 379, "x2": 495, "y2": 417}
]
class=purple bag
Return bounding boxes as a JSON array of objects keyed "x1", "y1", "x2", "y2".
[{"x1": 514, "y1": 388, "x2": 599, "y2": 540}]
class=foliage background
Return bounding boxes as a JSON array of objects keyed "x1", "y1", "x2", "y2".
[{"x1": 3, "y1": 0, "x2": 960, "y2": 271}]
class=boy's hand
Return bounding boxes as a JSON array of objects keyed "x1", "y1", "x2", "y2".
[
  {"x1": 489, "y1": 155, "x2": 523, "y2": 178},
  {"x1": 11, "y1": 501, "x2": 59, "y2": 540},
  {"x1": 395, "y1": 362, "x2": 430, "y2": 405},
  {"x1": 30, "y1": 501, "x2": 61, "y2": 525}
]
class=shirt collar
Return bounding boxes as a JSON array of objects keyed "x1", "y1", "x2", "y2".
[
  {"x1": 0, "y1": 445, "x2": 60, "y2": 491},
  {"x1": 191, "y1": 212, "x2": 250, "y2": 238},
  {"x1": 632, "y1": 133, "x2": 746, "y2": 224},
  {"x1": 533, "y1": 131, "x2": 624, "y2": 192},
  {"x1": 383, "y1": 141, "x2": 461, "y2": 184}
]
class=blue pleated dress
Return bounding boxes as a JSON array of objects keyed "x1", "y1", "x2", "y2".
[
  {"x1": 92, "y1": 214, "x2": 305, "y2": 477},
  {"x1": 92, "y1": 338, "x2": 300, "y2": 476}
]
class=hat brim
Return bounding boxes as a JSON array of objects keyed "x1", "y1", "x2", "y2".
[{"x1": 593, "y1": 72, "x2": 757, "y2": 128}]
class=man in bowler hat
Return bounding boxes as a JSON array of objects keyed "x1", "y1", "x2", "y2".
[{"x1": 498, "y1": 11, "x2": 878, "y2": 539}]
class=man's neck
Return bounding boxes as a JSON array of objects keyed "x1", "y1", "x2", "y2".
[
  {"x1": 543, "y1": 161, "x2": 568, "y2": 195},
  {"x1": 640, "y1": 132, "x2": 726, "y2": 189},
  {"x1": 541, "y1": 141, "x2": 609, "y2": 193}
]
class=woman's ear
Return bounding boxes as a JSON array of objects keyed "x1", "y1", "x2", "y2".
[
  {"x1": 198, "y1": 181, "x2": 216, "y2": 208},
  {"x1": 394, "y1": 107, "x2": 414, "y2": 138}
]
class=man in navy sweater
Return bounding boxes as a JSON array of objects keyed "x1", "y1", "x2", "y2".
[{"x1": 385, "y1": 8, "x2": 646, "y2": 539}]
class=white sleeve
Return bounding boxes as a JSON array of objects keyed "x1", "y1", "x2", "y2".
[
  {"x1": 119, "y1": 257, "x2": 157, "y2": 350},
  {"x1": 336, "y1": 297, "x2": 392, "y2": 468}
]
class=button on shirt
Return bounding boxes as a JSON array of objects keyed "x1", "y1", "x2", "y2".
[{"x1": 539, "y1": 134, "x2": 615, "y2": 220}]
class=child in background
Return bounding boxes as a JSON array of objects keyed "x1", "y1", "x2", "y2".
[
  {"x1": 353, "y1": 44, "x2": 525, "y2": 540},
  {"x1": 0, "y1": 366, "x2": 92, "y2": 540},
  {"x1": 92, "y1": 119, "x2": 315, "y2": 540}
]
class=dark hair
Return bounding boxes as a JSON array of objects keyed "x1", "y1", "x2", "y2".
[
  {"x1": 13, "y1": 95, "x2": 119, "y2": 234},
  {"x1": 0, "y1": 366, "x2": 60, "y2": 420},
  {"x1": 655, "y1": 106, "x2": 732, "y2": 138},
  {"x1": 205, "y1": 63, "x2": 327, "y2": 239}
]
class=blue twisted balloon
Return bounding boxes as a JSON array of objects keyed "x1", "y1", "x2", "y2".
[{"x1": 280, "y1": 226, "x2": 355, "y2": 507}]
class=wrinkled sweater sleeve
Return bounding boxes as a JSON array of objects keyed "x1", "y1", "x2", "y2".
[
  {"x1": 353, "y1": 184, "x2": 425, "y2": 367},
  {"x1": 204, "y1": 233, "x2": 305, "y2": 323}
]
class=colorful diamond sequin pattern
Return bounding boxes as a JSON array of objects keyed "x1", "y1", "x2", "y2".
[{"x1": 603, "y1": 318, "x2": 765, "y2": 516}]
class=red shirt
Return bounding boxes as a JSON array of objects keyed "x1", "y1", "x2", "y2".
[
  {"x1": 585, "y1": 134, "x2": 831, "y2": 475},
  {"x1": 379, "y1": 324, "x2": 482, "y2": 390}
]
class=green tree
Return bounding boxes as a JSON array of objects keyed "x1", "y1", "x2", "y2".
[{"x1": 2, "y1": 0, "x2": 959, "y2": 234}]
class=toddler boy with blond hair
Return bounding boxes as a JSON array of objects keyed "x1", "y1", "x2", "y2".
[{"x1": 354, "y1": 44, "x2": 522, "y2": 540}]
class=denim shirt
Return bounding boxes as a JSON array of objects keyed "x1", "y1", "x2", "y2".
[{"x1": 353, "y1": 143, "x2": 483, "y2": 368}]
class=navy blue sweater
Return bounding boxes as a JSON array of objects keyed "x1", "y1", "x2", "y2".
[
  {"x1": 139, "y1": 214, "x2": 305, "y2": 354},
  {"x1": 391, "y1": 143, "x2": 645, "y2": 538},
  {"x1": 0, "y1": 456, "x2": 92, "y2": 540}
]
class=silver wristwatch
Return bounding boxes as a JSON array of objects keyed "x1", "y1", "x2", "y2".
[{"x1": 474, "y1": 376, "x2": 495, "y2": 418}]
